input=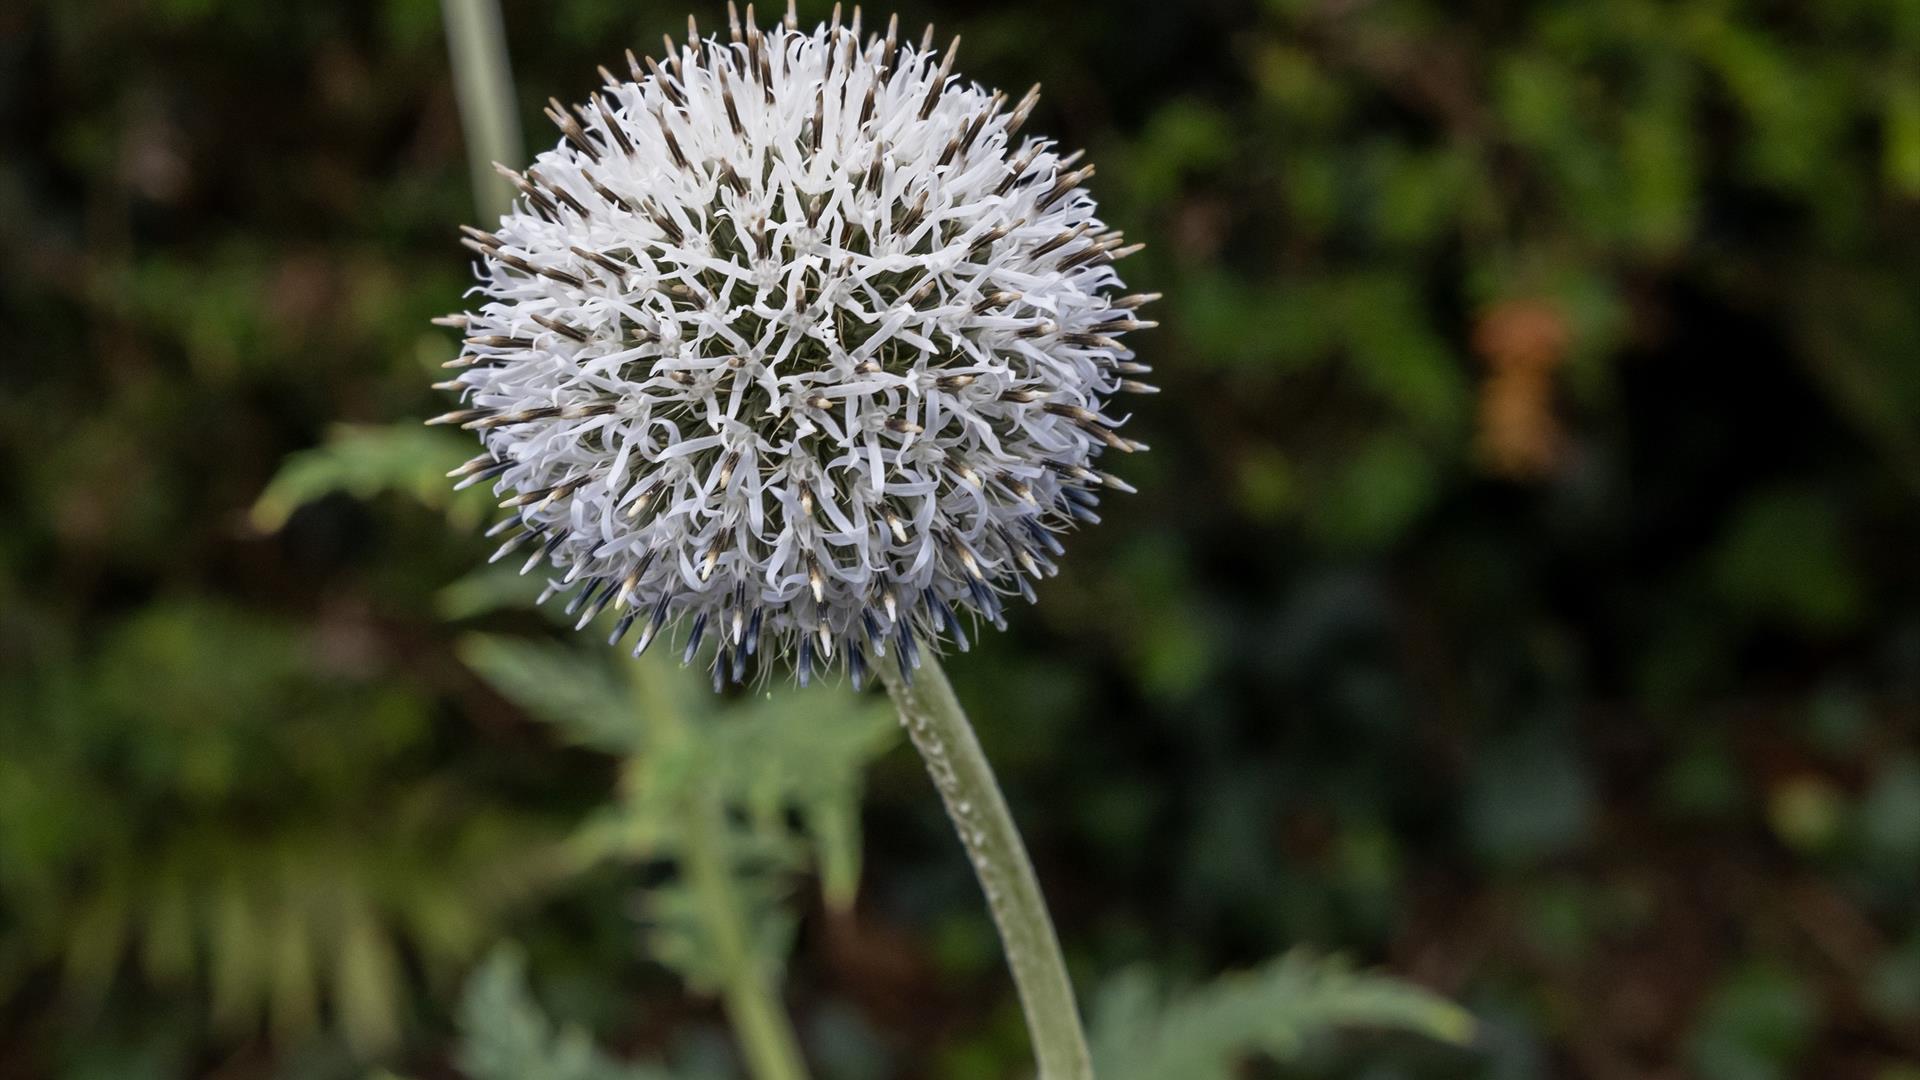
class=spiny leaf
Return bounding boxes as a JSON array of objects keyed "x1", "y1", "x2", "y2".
[
  {"x1": 462, "y1": 633, "x2": 897, "y2": 910},
  {"x1": 696, "y1": 689, "x2": 897, "y2": 910},
  {"x1": 459, "y1": 634, "x2": 647, "y2": 754},
  {"x1": 456, "y1": 945, "x2": 681, "y2": 1080},
  {"x1": 640, "y1": 877, "x2": 799, "y2": 996},
  {"x1": 1090, "y1": 950, "x2": 1475, "y2": 1080}
]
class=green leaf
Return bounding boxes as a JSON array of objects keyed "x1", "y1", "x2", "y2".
[
  {"x1": 251, "y1": 423, "x2": 487, "y2": 532},
  {"x1": 0, "y1": 600, "x2": 567, "y2": 1055},
  {"x1": 461, "y1": 631, "x2": 896, "y2": 999},
  {"x1": 1090, "y1": 950, "x2": 1475, "y2": 1080},
  {"x1": 439, "y1": 563, "x2": 548, "y2": 621},
  {"x1": 639, "y1": 875, "x2": 798, "y2": 995},
  {"x1": 1688, "y1": 965, "x2": 1820, "y2": 1080},
  {"x1": 456, "y1": 945, "x2": 679, "y2": 1080},
  {"x1": 697, "y1": 689, "x2": 897, "y2": 910},
  {"x1": 1336, "y1": 274, "x2": 1467, "y2": 436},
  {"x1": 1303, "y1": 432, "x2": 1444, "y2": 549},
  {"x1": 458, "y1": 635, "x2": 648, "y2": 754},
  {"x1": 1710, "y1": 487, "x2": 1863, "y2": 634},
  {"x1": 334, "y1": 900, "x2": 404, "y2": 1056},
  {"x1": 1888, "y1": 78, "x2": 1920, "y2": 196}
]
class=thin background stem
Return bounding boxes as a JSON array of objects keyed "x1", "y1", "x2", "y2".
[
  {"x1": 680, "y1": 789, "x2": 814, "y2": 1080},
  {"x1": 638, "y1": 673, "x2": 813, "y2": 1080},
  {"x1": 879, "y1": 654, "x2": 1094, "y2": 1080},
  {"x1": 441, "y1": 0, "x2": 523, "y2": 220}
]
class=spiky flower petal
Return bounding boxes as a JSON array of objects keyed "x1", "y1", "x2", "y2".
[{"x1": 435, "y1": 4, "x2": 1154, "y2": 688}]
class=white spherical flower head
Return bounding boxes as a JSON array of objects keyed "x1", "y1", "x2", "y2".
[{"x1": 433, "y1": 4, "x2": 1156, "y2": 689}]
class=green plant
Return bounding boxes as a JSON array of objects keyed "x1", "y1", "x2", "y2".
[
  {"x1": 455, "y1": 946, "x2": 685, "y2": 1080},
  {"x1": 0, "y1": 602, "x2": 566, "y2": 1056},
  {"x1": 1089, "y1": 952, "x2": 1475, "y2": 1080},
  {"x1": 459, "y1": 634, "x2": 897, "y2": 1080}
]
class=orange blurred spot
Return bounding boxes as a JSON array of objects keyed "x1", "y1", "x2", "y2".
[{"x1": 1473, "y1": 299, "x2": 1570, "y2": 478}]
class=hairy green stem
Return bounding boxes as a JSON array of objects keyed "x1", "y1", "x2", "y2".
[
  {"x1": 879, "y1": 654, "x2": 1094, "y2": 1079},
  {"x1": 640, "y1": 676, "x2": 812, "y2": 1080},
  {"x1": 440, "y1": 0, "x2": 523, "y2": 219},
  {"x1": 680, "y1": 790, "x2": 812, "y2": 1080}
]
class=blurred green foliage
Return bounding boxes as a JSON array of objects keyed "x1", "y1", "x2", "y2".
[
  {"x1": 251, "y1": 426, "x2": 494, "y2": 534},
  {"x1": 454, "y1": 947, "x2": 686, "y2": 1080},
  {"x1": 0, "y1": 601, "x2": 565, "y2": 1060},
  {"x1": 5, "y1": 0, "x2": 1920, "y2": 1077}
]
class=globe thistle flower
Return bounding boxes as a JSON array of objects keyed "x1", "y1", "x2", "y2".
[{"x1": 432, "y1": 2, "x2": 1155, "y2": 689}]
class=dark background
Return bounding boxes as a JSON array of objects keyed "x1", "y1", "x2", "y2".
[{"x1": 4, "y1": 0, "x2": 1920, "y2": 1077}]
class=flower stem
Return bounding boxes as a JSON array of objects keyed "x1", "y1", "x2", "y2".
[
  {"x1": 440, "y1": 0, "x2": 523, "y2": 219},
  {"x1": 639, "y1": 673, "x2": 812, "y2": 1080},
  {"x1": 878, "y1": 654, "x2": 1094, "y2": 1080},
  {"x1": 680, "y1": 788, "x2": 813, "y2": 1080}
]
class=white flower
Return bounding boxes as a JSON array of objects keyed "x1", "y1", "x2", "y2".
[{"x1": 433, "y1": 3, "x2": 1155, "y2": 688}]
